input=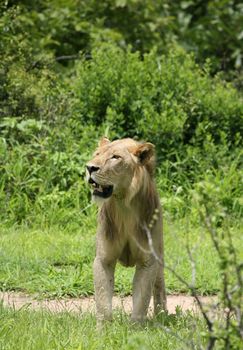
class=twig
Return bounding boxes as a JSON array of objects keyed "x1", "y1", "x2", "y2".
[{"x1": 55, "y1": 54, "x2": 80, "y2": 61}]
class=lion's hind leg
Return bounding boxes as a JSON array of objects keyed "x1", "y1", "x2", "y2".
[
  {"x1": 131, "y1": 259, "x2": 157, "y2": 322},
  {"x1": 153, "y1": 263, "x2": 167, "y2": 315}
]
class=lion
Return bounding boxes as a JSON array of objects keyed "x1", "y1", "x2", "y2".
[{"x1": 86, "y1": 137, "x2": 166, "y2": 323}]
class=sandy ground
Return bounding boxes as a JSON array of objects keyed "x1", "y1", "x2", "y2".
[{"x1": 0, "y1": 292, "x2": 217, "y2": 315}]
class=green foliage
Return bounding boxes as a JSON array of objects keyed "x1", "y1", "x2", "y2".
[
  {"x1": 170, "y1": 1, "x2": 243, "y2": 74},
  {"x1": 2, "y1": 0, "x2": 242, "y2": 78},
  {"x1": 0, "y1": 42, "x2": 242, "y2": 224},
  {"x1": 73, "y1": 45, "x2": 242, "y2": 148},
  {"x1": 0, "y1": 0, "x2": 242, "y2": 224}
]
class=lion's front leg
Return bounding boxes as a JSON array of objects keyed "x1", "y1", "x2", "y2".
[
  {"x1": 93, "y1": 257, "x2": 115, "y2": 322},
  {"x1": 131, "y1": 259, "x2": 157, "y2": 322}
]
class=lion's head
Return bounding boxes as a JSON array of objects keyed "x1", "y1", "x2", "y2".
[{"x1": 86, "y1": 138, "x2": 155, "y2": 205}]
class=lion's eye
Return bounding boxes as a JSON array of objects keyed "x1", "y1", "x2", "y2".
[{"x1": 111, "y1": 155, "x2": 121, "y2": 160}]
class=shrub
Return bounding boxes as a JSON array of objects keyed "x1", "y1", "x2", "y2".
[{"x1": 73, "y1": 45, "x2": 242, "y2": 152}]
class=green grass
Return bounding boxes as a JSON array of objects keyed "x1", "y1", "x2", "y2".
[
  {"x1": 0, "y1": 209, "x2": 241, "y2": 297},
  {"x1": 0, "y1": 210, "x2": 241, "y2": 350},
  {"x1": 0, "y1": 303, "x2": 207, "y2": 350}
]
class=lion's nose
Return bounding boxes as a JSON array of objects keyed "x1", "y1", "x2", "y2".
[{"x1": 86, "y1": 165, "x2": 100, "y2": 174}]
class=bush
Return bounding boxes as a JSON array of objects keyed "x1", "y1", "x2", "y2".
[{"x1": 73, "y1": 45, "x2": 242, "y2": 151}]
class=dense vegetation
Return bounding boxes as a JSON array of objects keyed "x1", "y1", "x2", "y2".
[
  {"x1": 1, "y1": 1, "x2": 242, "y2": 225},
  {"x1": 0, "y1": 1, "x2": 242, "y2": 348}
]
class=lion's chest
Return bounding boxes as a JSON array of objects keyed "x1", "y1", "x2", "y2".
[
  {"x1": 98, "y1": 203, "x2": 149, "y2": 266},
  {"x1": 115, "y1": 217, "x2": 147, "y2": 267}
]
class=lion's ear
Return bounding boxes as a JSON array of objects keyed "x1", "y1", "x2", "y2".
[
  {"x1": 134, "y1": 142, "x2": 155, "y2": 164},
  {"x1": 99, "y1": 137, "x2": 111, "y2": 147}
]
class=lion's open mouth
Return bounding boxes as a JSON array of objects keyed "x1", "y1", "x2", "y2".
[{"x1": 88, "y1": 178, "x2": 113, "y2": 198}]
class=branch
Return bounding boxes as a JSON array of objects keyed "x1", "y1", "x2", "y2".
[{"x1": 135, "y1": 223, "x2": 217, "y2": 349}]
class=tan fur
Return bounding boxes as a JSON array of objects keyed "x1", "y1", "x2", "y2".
[{"x1": 86, "y1": 138, "x2": 167, "y2": 323}]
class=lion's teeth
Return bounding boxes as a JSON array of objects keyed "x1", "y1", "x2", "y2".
[
  {"x1": 94, "y1": 185, "x2": 103, "y2": 192},
  {"x1": 92, "y1": 183, "x2": 103, "y2": 192}
]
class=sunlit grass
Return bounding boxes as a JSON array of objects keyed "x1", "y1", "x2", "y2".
[
  {"x1": 0, "y1": 303, "x2": 206, "y2": 350},
  {"x1": 1, "y1": 212, "x2": 241, "y2": 297}
]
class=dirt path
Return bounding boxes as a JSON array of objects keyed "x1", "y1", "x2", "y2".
[{"x1": 0, "y1": 292, "x2": 216, "y2": 315}]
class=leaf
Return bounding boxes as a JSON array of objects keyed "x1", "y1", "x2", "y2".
[
  {"x1": 115, "y1": 0, "x2": 127, "y2": 8},
  {"x1": 0, "y1": 117, "x2": 18, "y2": 129}
]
